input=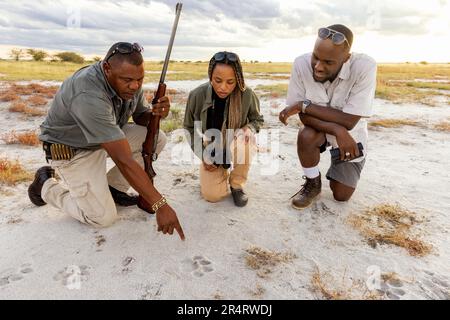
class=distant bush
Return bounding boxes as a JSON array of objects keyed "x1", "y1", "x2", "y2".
[
  {"x1": 27, "y1": 49, "x2": 48, "y2": 61},
  {"x1": 92, "y1": 56, "x2": 102, "y2": 62},
  {"x1": 55, "y1": 52, "x2": 85, "y2": 63},
  {"x1": 419, "y1": 61, "x2": 428, "y2": 65}
]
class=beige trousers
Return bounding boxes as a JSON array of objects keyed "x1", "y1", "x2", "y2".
[
  {"x1": 42, "y1": 124, "x2": 167, "y2": 227},
  {"x1": 200, "y1": 135, "x2": 256, "y2": 203}
]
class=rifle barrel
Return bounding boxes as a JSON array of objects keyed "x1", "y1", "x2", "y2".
[{"x1": 160, "y1": 3, "x2": 183, "y2": 84}]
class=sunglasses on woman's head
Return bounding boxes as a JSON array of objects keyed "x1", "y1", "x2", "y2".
[
  {"x1": 105, "y1": 42, "x2": 144, "y2": 62},
  {"x1": 318, "y1": 28, "x2": 350, "y2": 47},
  {"x1": 213, "y1": 51, "x2": 238, "y2": 62}
]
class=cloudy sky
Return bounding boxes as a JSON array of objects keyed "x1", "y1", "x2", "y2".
[{"x1": 0, "y1": 0, "x2": 449, "y2": 62}]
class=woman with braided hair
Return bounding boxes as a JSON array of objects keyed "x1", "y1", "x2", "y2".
[{"x1": 184, "y1": 51, "x2": 264, "y2": 207}]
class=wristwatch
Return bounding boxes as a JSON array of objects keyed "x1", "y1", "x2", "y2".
[{"x1": 301, "y1": 99, "x2": 311, "y2": 114}]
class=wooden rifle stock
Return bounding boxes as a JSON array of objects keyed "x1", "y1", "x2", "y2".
[{"x1": 138, "y1": 3, "x2": 182, "y2": 214}]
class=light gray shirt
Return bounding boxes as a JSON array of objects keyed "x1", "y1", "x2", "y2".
[
  {"x1": 40, "y1": 62, "x2": 149, "y2": 149},
  {"x1": 286, "y1": 52, "x2": 377, "y2": 160}
]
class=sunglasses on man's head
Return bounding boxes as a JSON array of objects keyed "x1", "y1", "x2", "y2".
[
  {"x1": 213, "y1": 51, "x2": 238, "y2": 62},
  {"x1": 318, "y1": 28, "x2": 350, "y2": 47},
  {"x1": 105, "y1": 42, "x2": 144, "y2": 62}
]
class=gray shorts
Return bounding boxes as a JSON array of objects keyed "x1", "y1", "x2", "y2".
[{"x1": 326, "y1": 158, "x2": 366, "y2": 188}]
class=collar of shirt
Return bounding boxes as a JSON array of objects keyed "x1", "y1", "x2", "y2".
[
  {"x1": 202, "y1": 83, "x2": 214, "y2": 112},
  {"x1": 337, "y1": 55, "x2": 351, "y2": 81}
]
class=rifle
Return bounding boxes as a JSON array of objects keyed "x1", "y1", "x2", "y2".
[{"x1": 138, "y1": 3, "x2": 183, "y2": 214}]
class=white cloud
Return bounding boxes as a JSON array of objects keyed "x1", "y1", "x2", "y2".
[{"x1": 0, "y1": 0, "x2": 448, "y2": 62}]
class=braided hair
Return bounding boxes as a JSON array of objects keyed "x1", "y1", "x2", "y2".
[{"x1": 208, "y1": 52, "x2": 246, "y2": 131}]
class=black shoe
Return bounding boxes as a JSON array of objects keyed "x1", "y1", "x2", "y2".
[
  {"x1": 109, "y1": 186, "x2": 138, "y2": 206},
  {"x1": 28, "y1": 166, "x2": 55, "y2": 206},
  {"x1": 231, "y1": 187, "x2": 248, "y2": 207}
]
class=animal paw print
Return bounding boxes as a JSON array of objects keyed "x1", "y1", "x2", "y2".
[
  {"x1": 53, "y1": 265, "x2": 90, "y2": 289},
  {"x1": 377, "y1": 276, "x2": 406, "y2": 300},
  {"x1": 0, "y1": 263, "x2": 34, "y2": 287},
  {"x1": 417, "y1": 270, "x2": 450, "y2": 300},
  {"x1": 181, "y1": 256, "x2": 214, "y2": 278}
]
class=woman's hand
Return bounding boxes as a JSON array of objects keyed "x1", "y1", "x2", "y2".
[
  {"x1": 235, "y1": 126, "x2": 255, "y2": 145},
  {"x1": 203, "y1": 161, "x2": 219, "y2": 172}
]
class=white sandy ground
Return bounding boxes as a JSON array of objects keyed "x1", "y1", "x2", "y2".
[{"x1": 0, "y1": 79, "x2": 449, "y2": 300}]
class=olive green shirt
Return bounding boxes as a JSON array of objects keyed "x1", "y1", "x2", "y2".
[
  {"x1": 40, "y1": 62, "x2": 149, "y2": 149},
  {"x1": 183, "y1": 82, "x2": 264, "y2": 159}
]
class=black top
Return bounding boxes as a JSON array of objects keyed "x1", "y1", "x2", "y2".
[{"x1": 206, "y1": 92, "x2": 227, "y2": 131}]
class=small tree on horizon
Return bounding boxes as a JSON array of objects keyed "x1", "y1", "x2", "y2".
[{"x1": 9, "y1": 48, "x2": 25, "y2": 61}]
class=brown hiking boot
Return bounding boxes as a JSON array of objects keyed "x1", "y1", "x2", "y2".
[{"x1": 291, "y1": 173, "x2": 322, "y2": 210}]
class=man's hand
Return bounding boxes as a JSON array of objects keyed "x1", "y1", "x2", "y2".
[
  {"x1": 156, "y1": 204, "x2": 185, "y2": 240},
  {"x1": 335, "y1": 127, "x2": 360, "y2": 161},
  {"x1": 152, "y1": 96, "x2": 171, "y2": 119},
  {"x1": 279, "y1": 104, "x2": 301, "y2": 125}
]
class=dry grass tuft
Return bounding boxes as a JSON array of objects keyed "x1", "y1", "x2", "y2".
[
  {"x1": 369, "y1": 119, "x2": 422, "y2": 129},
  {"x1": 2, "y1": 130, "x2": 40, "y2": 146},
  {"x1": 245, "y1": 246, "x2": 296, "y2": 278},
  {"x1": 9, "y1": 83, "x2": 58, "y2": 98},
  {"x1": 8, "y1": 101, "x2": 27, "y2": 113},
  {"x1": 348, "y1": 204, "x2": 432, "y2": 257},
  {"x1": 26, "y1": 95, "x2": 48, "y2": 106},
  {"x1": 0, "y1": 158, "x2": 33, "y2": 186},
  {"x1": 434, "y1": 121, "x2": 450, "y2": 132},
  {"x1": 8, "y1": 101, "x2": 47, "y2": 117},
  {"x1": 311, "y1": 267, "x2": 382, "y2": 300},
  {"x1": 0, "y1": 92, "x2": 20, "y2": 102},
  {"x1": 249, "y1": 283, "x2": 266, "y2": 298}
]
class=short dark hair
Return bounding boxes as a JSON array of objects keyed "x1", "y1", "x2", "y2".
[
  {"x1": 104, "y1": 42, "x2": 144, "y2": 66},
  {"x1": 327, "y1": 24, "x2": 353, "y2": 49}
]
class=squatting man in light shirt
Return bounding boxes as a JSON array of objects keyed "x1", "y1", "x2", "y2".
[{"x1": 279, "y1": 24, "x2": 377, "y2": 209}]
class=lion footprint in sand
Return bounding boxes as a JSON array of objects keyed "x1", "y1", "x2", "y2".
[
  {"x1": 181, "y1": 256, "x2": 214, "y2": 277},
  {"x1": 378, "y1": 277, "x2": 406, "y2": 300},
  {"x1": 417, "y1": 271, "x2": 450, "y2": 300},
  {"x1": 0, "y1": 263, "x2": 34, "y2": 287},
  {"x1": 53, "y1": 265, "x2": 90, "y2": 289}
]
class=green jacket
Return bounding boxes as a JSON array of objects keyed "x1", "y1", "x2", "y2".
[{"x1": 183, "y1": 82, "x2": 264, "y2": 159}]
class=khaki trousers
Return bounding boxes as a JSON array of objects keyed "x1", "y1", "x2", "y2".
[
  {"x1": 200, "y1": 135, "x2": 256, "y2": 203},
  {"x1": 42, "y1": 124, "x2": 167, "y2": 227}
]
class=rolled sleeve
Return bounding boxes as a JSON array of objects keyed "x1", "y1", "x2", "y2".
[
  {"x1": 342, "y1": 62, "x2": 377, "y2": 117},
  {"x1": 286, "y1": 57, "x2": 307, "y2": 106},
  {"x1": 69, "y1": 93, "x2": 125, "y2": 144}
]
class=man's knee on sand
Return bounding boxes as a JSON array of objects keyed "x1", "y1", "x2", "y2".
[
  {"x1": 329, "y1": 180, "x2": 355, "y2": 202},
  {"x1": 86, "y1": 213, "x2": 118, "y2": 228},
  {"x1": 201, "y1": 187, "x2": 228, "y2": 203}
]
